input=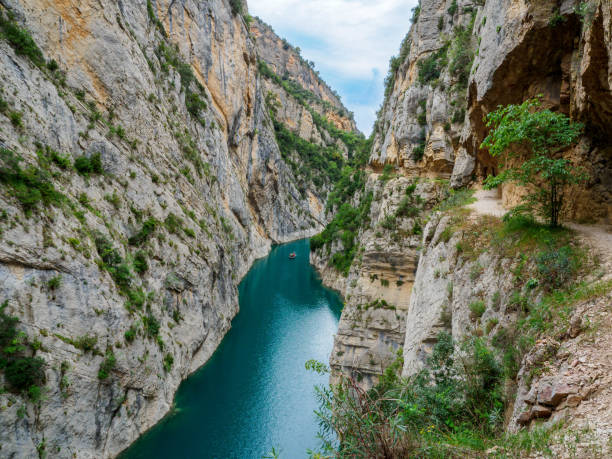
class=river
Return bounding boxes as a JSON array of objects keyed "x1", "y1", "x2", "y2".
[{"x1": 120, "y1": 239, "x2": 342, "y2": 458}]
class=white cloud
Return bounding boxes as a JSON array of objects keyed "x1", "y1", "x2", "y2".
[{"x1": 248, "y1": 0, "x2": 418, "y2": 134}]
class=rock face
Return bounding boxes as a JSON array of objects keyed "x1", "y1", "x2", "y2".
[
  {"x1": 250, "y1": 18, "x2": 356, "y2": 132},
  {"x1": 311, "y1": 176, "x2": 446, "y2": 387},
  {"x1": 371, "y1": 0, "x2": 612, "y2": 224},
  {"x1": 0, "y1": 1, "x2": 351, "y2": 457},
  {"x1": 313, "y1": 2, "x2": 612, "y2": 453}
]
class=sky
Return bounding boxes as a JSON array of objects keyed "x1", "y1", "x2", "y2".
[{"x1": 248, "y1": 0, "x2": 418, "y2": 135}]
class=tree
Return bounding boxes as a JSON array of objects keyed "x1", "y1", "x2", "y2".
[{"x1": 481, "y1": 97, "x2": 587, "y2": 227}]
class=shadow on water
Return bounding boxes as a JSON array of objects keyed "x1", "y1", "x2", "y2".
[{"x1": 120, "y1": 239, "x2": 342, "y2": 459}]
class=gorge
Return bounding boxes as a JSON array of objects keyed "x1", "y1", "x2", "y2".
[{"x1": 0, "y1": 0, "x2": 611, "y2": 458}]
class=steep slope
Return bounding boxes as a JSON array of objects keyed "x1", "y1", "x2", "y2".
[{"x1": 0, "y1": 1, "x2": 350, "y2": 457}]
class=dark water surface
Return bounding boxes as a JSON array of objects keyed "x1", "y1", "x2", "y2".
[{"x1": 120, "y1": 239, "x2": 342, "y2": 459}]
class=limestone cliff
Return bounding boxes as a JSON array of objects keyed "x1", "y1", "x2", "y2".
[
  {"x1": 314, "y1": 0, "x2": 612, "y2": 452},
  {"x1": 0, "y1": 0, "x2": 347, "y2": 457},
  {"x1": 371, "y1": 0, "x2": 611, "y2": 223}
]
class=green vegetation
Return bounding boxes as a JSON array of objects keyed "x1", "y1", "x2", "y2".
[
  {"x1": 360, "y1": 299, "x2": 396, "y2": 311},
  {"x1": 47, "y1": 275, "x2": 62, "y2": 290},
  {"x1": 310, "y1": 192, "x2": 373, "y2": 275},
  {"x1": 37, "y1": 145, "x2": 71, "y2": 170},
  {"x1": 124, "y1": 324, "x2": 138, "y2": 343},
  {"x1": 229, "y1": 0, "x2": 243, "y2": 16},
  {"x1": 98, "y1": 350, "x2": 116, "y2": 380},
  {"x1": 143, "y1": 313, "x2": 160, "y2": 338},
  {"x1": 155, "y1": 42, "x2": 208, "y2": 125},
  {"x1": 469, "y1": 300, "x2": 486, "y2": 319},
  {"x1": 164, "y1": 213, "x2": 183, "y2": 235},
  {"x1": 417, "y1": 45, "x2": 448, "y2": 85},
  {"x1": 0, "y1": 11, "x2": 45, "y2": 67},
  {"x1": 73, "y1": 153, "x2": 103, "y2": 176},
  {"x1": 448, "y1": 21, "x2": 475, "y2": 90},
  {"x1": 129, "y1": 218, "x2": 158, "y2": 246},
  {"x1": 312, "y1": 332, "x2": 506, "y2": 457},
  {"x1": 383, "y1": 31, "x2": 411, "y2": 99},
  {"x1": 0, "y1": 148, "x2": 65, "y2": 216},
  {"x1": 163, "y1": 353, "x2": 174, "y2": 372},
  {"x1": 146, "y1": 0, "x2": 167, "y2": 37},
  {"x1": 412, "y1": 129, "x2": 426, "y2": 161},
  {"x1": 482, "y1": 97, "x2": 587, "y2": 227},
  {"x1": 325, "y1": 167, "x2": 367, "y2": 212},
  {"x1": 0, "y1": 301, "x2": 45, "y2": 398},
  {"x1": 273, "y1": 119, "x2": 343, "y2": 194},
  {"x1": 133, "y1": 250, "x2": 149, "y2": 274},
  {"x1": 258, "y1": 60, "x2": 352, "y2": 121}
]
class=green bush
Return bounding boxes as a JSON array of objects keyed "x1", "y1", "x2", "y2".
[
  {"x1": 144, "y1": 313, "x2": 160, "y2": 338},
  {"x1": 0, "y1": 12, "x2": 45, "y2": 67},
  {"x1": 9, "y1": 110, "x2": 22, "y2": 127},
  {"x1": 396, "y1": 196, "x2": 420, "y2": 218},
  {"x1": 124, "y1": 325, "x2": 137, "y2": 343},
  {"x1": 133, "y1": 251, "x2": 149, "y2": 274},
  {"x1": 47, "y1": 275, "x2": 62, "y2": 290},
  {"x1": 74, "y1": 334, "x2": 97, "y2": 352},
  {"x1": 536, "y1": 245, "x2": 577, "y2": 289},
  {"x1": 5, "y1": 357, "x2": 45, "y2": 391},
  {"x1": 412, "y1": 129, "x2": 426, "y2": 161},
  {"x1": 417, "y1": 45, "x2": 448, "y2": 85},
  {"x1": 0, "y1": 148, "x2": 65, "y2": 215},
  {"x1": 164, "y1": 213, "x2": 183, "y2": 234},
  {"x1": 380, "y1": 214, "x2": 397, "y2": 230},
  {"x1": 311, "y1": 192, "x2": 373, "y2": 276},
  {"x1": 229, "y1": 0, "x2": 243, "y2": 15},
  {"x1": 163, "y1": 353, "x2": 174, "y2": 372},
  {"x1": 469, "y1": 300, "x2": 486, "y2": 319},
  {"x1": 273, "y1": 119, "x2": 344, "y2": 192},
  {"x1": 185, "y1": 91, "x2": 207, "y2": 119},
  {"x1": 37, "y1": 145, "x2": 71, "y2": 169},
  {"x1": 129, "y1": 218, "x2": 157, "y2": 246},
  {"x1": 98, "y1": 351, "x2": 116, "y2": 380},
  {"x1": 0, "y1": 301, "x2": 46, "y2": 396},
  {"x1": 126, "y1": 288, "x2": 146, "y2": 310},
  {"x1": 73, "y1": 152, "x2": 103, "y2": 175},
  {"x1": 449, "y1": 23, "x2": 475, "y2": 90},
  {"x1": 314, "y1": 332, "x2": 504, "y2": 457}
]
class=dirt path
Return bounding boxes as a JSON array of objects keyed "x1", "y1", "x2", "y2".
[
  {"x1": 468, "y1": 188, "x2": 612, "y2": 272},
  {"x1": 467, "y1": 188, "x2": 505, "y2": 217}
]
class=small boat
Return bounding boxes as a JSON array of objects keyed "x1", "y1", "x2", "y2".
[{"x1": 289, "y1": 252, "x2": 296, "y2": 259}]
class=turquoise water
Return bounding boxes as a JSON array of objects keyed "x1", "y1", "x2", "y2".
[{"x1": 120, "y1": 239, "x2": 342, "y2": 459}]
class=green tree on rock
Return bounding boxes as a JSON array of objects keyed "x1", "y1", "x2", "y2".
[{"x1": 481, "y1": 97, "x2": 587, "y2": 227}]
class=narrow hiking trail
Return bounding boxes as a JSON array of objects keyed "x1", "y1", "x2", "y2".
[{"x1": 468, "y1": 188, "x2": 612, "y2": 275}]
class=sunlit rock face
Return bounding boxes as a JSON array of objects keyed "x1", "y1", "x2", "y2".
[{"x1": 0, "y1": 0, "x2": 338, "y2": 456}]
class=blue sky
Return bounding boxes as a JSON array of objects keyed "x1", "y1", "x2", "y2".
[{"x1": 248, "y1": 0, "x2": 418, "y2": 135}]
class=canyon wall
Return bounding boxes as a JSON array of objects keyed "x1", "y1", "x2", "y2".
[
  {"x1": 315, "y1": 0, "x2": 612, "y2": 449},
  {"x1": 0, "y1": 0, "x2": 356, "y2": 457}
]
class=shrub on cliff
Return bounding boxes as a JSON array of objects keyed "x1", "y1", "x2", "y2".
[
  {"x1": 482, "y1": 97, "x2": 587, "y2": 227},
  {"x1": 311, "y1": 333, "x2": 504, "y2": 457},
  {"x1": 0, "y1": 11, "x2": 45, "y2": 67},
  {"x1": 229, "y1": 0, "x2": 243, "y2": 16},
  {"x1": 0, "y1": 148, "x2": 65, "y2": 215}
]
